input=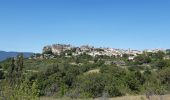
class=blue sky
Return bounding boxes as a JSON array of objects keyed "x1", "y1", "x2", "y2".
[{"x1": 0, "y1": 0, "x2": 170, "y2": 52}]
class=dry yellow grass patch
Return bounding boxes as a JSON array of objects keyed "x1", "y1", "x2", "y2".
[
  {"x1": 40, "y1": 97, "x2": 92, "y2": 100},
  {"x1": 85, "y1": 69, "x2": 100, "y2": 75},
  {"x1": 40, "y1": 95, "x2": 170, "y2": 100},
  {"x1": 101, "y1": 95, "x2": 170, "y2": 100}
]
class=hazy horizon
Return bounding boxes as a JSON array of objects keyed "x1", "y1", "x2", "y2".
[{"x1": 0, "y1": 0, "x2": 170, "y2": 52}]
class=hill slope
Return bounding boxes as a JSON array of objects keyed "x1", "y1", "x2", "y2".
[{"x1": 0, "y1": 51, "x2": 33, "y2": 61}]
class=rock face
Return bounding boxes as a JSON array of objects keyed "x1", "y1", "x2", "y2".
[{"x1": 43, "y1": 44, "x2": 72, "y2": 55}]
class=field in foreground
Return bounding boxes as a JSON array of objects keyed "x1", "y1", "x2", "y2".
[{"x1": 41, "y1": 95, "x2": 170, "y2": 100}]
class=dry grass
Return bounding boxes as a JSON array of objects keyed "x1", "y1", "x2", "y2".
[
  {"x1": 84, "y1": 69, "x2": 100, "y2": 75},
  {"x1": 96, "y1": 95, "x2": 170, "y2": 100},
  {"x1": 40, "y1": 95, "x2": 170, "y2": 100},
  {"x1": 40, "y1": 97, "x2": 92, "y2": 100}
]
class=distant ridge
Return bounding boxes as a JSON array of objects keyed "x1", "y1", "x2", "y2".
[{"x1": 0, "y1": 51, "x2": 34, "y2": 61}]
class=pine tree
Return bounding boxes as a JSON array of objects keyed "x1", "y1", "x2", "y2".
[{"x1": 6, "y1": 58, "x2": 15, "y2": 85}]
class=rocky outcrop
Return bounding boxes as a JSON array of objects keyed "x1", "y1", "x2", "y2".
[
  {"x1": 43, "y1": 44, "x2": 72, "y2": 55},
  {"x1": 42, "y1": 43, "x2": 144, "y2": 57}
]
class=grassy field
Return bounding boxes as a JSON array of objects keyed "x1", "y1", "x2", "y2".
[{"x1": 40, "y1": 95, "x2": 170, "y2": 100}]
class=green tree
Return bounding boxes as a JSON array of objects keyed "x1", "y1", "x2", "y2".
[
  {"x1": 156, "y1": 60, "x2": 170, "y2": 69},
  {"x1": 73, "y1": 73, "x2": 105, "y2": 98},
  {"x1": 126, "y1": 72, "x2": 142, "y2": 92},
  {"x1": 134, "y1": 54, "x2": 151, "y2": 65},
  {"x1": 0, "y1": 70, "x2": 4, "y2": 79},
  {"x1": 159, "y1": 67, "x2": 170, "y2": 85},
  {"x1": 153, "y1": 51, "x2": 165, "y2": 60},
  {"x1": 6, "y1": 58, "x2": 15, "y2": 85},
  {"x1": 16, "y1": 54, "x2": 24, "y2": 72}
]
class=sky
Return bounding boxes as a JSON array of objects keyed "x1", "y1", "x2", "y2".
[{"x1": 0, "y1": 0, "x2": 170, "y2": 53}]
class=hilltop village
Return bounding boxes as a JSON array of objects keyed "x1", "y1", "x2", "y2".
[{"x1": 31, "y1": 44, "x2": 169, "y2": 60}]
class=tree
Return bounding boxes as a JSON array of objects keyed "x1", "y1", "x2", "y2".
[
  {"x1": 16, "y1": 54, "x2": 24, "y2": 73},
  {"x1": 104, "y1": 75, "x2": 127, "y2": 97},
  {"x1": 156, "y1": 60, "x2": 170, "y2": 69},
  {"x1": 6, "y1": 58, "x2": 15, "y2": 85},
  {"x1": 100, "y1": 66, "x2": 128, "y2": 96},
  {"x1": 126, "y1": 72, "x2": 142, "y2": 92},
  {"x1": 1, "y1": 79, "x2": 40, "y2": 100},
  {"x1": 159, "y1": 67, "x2": 170, "y2": 85},
  {"x1": 166, "y1": 49, "x2": 170, "y2": 55},
  {"x1": 0, "y1": 70, "x2": 4, "y2": 79},
  {"x1": 73, "y1": 73, "x2": 105, "y2": 98},
  {"x1": 134, "y1": 54, "x2": 151, "y2": 65},
  {"x1": 1, "y1": 54, "x2": 40, "y2": 100},
  {"x1": 153, "y1": 51, "x2": 165, "y2": 60}
]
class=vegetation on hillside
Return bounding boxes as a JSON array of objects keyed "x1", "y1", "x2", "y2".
[{"x1": 0, "y1": 51, "x2": 170, "y2": 99}]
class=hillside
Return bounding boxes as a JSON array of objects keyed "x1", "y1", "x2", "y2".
[
  {"x1": 0, "y1": 45, "x2": 170, "y2": 100},
  {"x1": 0, "y1": 51, "x2": 33, "y2": 61}
]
